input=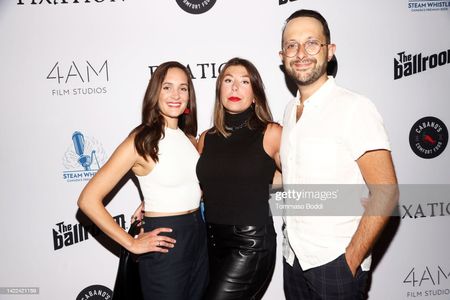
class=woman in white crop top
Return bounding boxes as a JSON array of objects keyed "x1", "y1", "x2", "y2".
[{"x1": 77, "y1": 61, "x2": 208, "y2": 300}]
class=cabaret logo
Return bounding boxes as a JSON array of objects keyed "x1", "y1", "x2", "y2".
[
  {"x1": 403, "y1": 265, "x2": 450, "y2": 298},
  {"x1": 409, "y1": 116, "x2": 448, "y2": 159},
  {"x1": 53, "y1": 214, "x2": 125, "y2": 250},
  {"x1": 149, "y1": 62, "x2": 227, "y2": 79},
  {"x1": 47, "y1": 60, "x2": 109, "y2": 96},
  {"x1": 76, "y1": 285, "x2": 113, "y2": 300},
  {"x1": 62, "y1": 131, "x2": 107, "y2": 183},
  {"x1": 175, "y1": 0, "x2": 216, "y2": 14},
  {"x1": 279, "y1": 0, "x2": 298, "y2": 5},
  {"x1": 394, "y1": 49, "x2": 450, "y2": 80},
  {"x1": 408, "y1": 0, "x2": 449, "y2": 12},
  {"x1": 18, "y1": 0, "x2": 124, "y2": 5}
]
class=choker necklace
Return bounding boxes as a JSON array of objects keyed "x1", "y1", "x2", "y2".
[
  {"x1": 224, "y1": 107, "x2": 253, "y2": 131},
  {"x1": 225, "y1": 120, "x2": 248, "y2": 131}
]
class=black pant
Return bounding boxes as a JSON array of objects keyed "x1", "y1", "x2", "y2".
[
  {"x1": 204, "y1": 218, "x2": 276, "y2": 300},
  {"x1": 138, "y1": 210, "x2": 208, "y2": 300},
  {"x1": 283, "y1": 255, "x2": 368, "y2": 300}
]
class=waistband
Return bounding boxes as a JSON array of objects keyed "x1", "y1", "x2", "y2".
[{"x1": 143, "y1": 209, "x2": 202, "y2": 229}]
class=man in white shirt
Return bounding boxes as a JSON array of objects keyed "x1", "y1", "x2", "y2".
[{"x1": 279, "y1": 9, "x2": 398, "y2": 299}]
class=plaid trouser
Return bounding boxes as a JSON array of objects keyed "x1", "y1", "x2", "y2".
[{"x1": 283, "y1": 254, "x2": 368, "y2": 300}]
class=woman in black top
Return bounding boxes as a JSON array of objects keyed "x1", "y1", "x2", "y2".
[{"x1": 197, "y1": 57, "x2": 281, "y2": 300}]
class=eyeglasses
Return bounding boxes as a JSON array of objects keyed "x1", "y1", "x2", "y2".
[{"x1": 282, "y1": 40, "x2": 328, "y2": 57}]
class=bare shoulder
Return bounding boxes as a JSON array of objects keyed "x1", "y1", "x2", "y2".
[
  {"x1": 265, "y1": 122, "x2": 282, "y2": 139},
  {"x1": 197, "y1": 129, "x2": 210, "y2": 154},
  {"x1": 116, "y1": 133, "x2": 138, "y2": 156}
]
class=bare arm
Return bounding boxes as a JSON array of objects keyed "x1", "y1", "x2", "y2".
[
  {"x1": 345, "y1": 149, "x2": 399, "y2": 275},
  {"x1": 263, "y1": 123, "x2": 282, "y2": 170},
  {"x1": 77, "y1": 135, "x2": 175, "y2": 254},
  {"x1": 197, "y1": 130, "x2": 208, "y2": 154}
]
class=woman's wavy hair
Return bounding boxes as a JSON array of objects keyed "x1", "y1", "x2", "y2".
[
  {"x1": 131, "y1": 61, "x2": 197, "y2": 162},
  {"x1": 212, "y1": 57, "x2": 273, "y2": 137}
]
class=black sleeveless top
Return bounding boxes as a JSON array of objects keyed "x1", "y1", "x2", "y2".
[{"x1": 196, "y1": 108, "x2": 276, "y2": 226}]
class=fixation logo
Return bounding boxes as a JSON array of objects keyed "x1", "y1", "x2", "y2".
[
  {"x1": 279, "y1": 0, "x2": 298, "y2": 5},
  {"x1": 175, "y1": 0, "x2": 216, "y2": 14},
  {"x1": 47, "y1": 60, "x2": 109, "y2": 96},
  {"x1": 76, "y1": 285, "x2": 113, "y2": 300},
  {"x1": 403, "y1": 266, "x2": 450, "y2": 298},
  {"x1": 53, "y1": 214, "x2": 125, "y2": 250},
  {"x1": 408, "y1": 0, "x2": 450, "y2": 12},
  {"x1": 400, "y1": 201, "x2": 450, "y2": 219},
  {"x1": 394, "y1": 49, "x2": 450, "y2": 79},
  {"x1": 149, "y1": 62, "x2": 226, "y2": 79},
  {"x1": 62, "y1": 131, "x2": 107, "y2": 182},
  {"x1": 409, "y1": 116, "x2": 448, "y2": 159},
  {"x1": 18, "y1": 0, "x2": 124, "y2": 5}
]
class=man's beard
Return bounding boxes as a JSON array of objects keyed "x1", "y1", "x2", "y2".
[{"x1": 287, "y1": 57, "x2": 328, "y2": 86}]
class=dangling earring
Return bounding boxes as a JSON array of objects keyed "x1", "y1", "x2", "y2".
[{"x1": 184, "y1": 106, "x2": 190, "y2": 114}]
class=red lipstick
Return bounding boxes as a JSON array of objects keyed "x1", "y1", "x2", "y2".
[{"x1": 228, "y1": 96, "x2": 241, "y2": 102}]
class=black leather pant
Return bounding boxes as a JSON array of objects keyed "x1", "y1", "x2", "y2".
[{"x1": 204, "y1": 218, "x2": 276, "y2": 300}]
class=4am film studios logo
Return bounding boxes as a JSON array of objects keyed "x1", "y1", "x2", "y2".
[
  {"x1": 403, "y1": 265, "x2": 450, "y2": 298},
  {"x1": 62, "y1": 131, "x2": 107, "y2": 182},
  {"x1": 175, "y1": 0, "x2": 216, "y2": 14},
  {"x1": 409, "y1": 116, "x2": 448, "y2": 159},
  {"x1": 408, "y1": 0, "x2": 449, "y2": 12},
  {"x1": 394, "y1": 49, "x2": 450, "y2": 79},
  {"x1": 47, "y1": 60, "x2": 109, "y2": 96}
]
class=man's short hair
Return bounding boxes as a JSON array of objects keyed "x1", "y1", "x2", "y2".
[{"x1": 282, "y1": 9, "x2": 331, "y2": 44}]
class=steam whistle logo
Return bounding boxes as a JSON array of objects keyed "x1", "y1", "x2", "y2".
[
  {"x1": 408, "y1": 0, "x2": 450, "y2": 12},
  {"x1": 73, "y1": 131, "x2": 99, "y2": 171},
  {"x1": 62, "y1": 131, "x2": 107, "y2": 182}
]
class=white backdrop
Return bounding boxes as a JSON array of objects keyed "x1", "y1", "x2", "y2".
[{"x1": 1, "y1": 0, "x2": 449, "y2": 299}]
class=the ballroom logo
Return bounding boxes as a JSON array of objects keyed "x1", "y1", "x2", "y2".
[
  {"x1": 47, "y1": 60, "x2": 109, "y2": 96},
  {"x1": 18, "y1": 0, "x2": 124, "y2": 5},
  {"x1": 394, "y1": 49, "x2": 450, "y2": 80},
  {"x1": 175, "y1": 0, "x2": 216, "y2": 14},
  {"x1": 408, "y1": 0, "x2": 449, "y2": 12},
  {"x1": 409, "y1": 116, "x2": 448, "y2": 159},
  {"x1": 279, "y1": 0, "x2": 298, "y2": 5},
  {"x1": 149, "y1": 62, "x2": 226, "y2": 79},
  {"x1": 403, "y1": 265, "x2": 450, "y2": 298},
  {"x1": 62, "y1": 131, "x2": 107, "y2": 182},
  {"x1": 53, "y1": 214, "x2": 125, "y2": 250},
  {"x1": 76, "y1": 285, "x2": 113, "y2": 300}
]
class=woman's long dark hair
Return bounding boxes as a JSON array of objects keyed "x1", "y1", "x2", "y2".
[
  {"x1": 212, "y1": 57, "x2": 273, "y2": 137},
  {"x1": 131, "y1": 61, "x2": 197, "y2": 162}
]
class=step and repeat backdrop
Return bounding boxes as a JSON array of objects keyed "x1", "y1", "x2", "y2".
[{"x1": 0, "y1": 0, "x2": 449, "y2": 299}]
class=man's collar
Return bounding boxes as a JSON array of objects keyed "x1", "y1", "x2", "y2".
[{"x1": 295, "y1": 76, "x2": 335, "y2": 108}]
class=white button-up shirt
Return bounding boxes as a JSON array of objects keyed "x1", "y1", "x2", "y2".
[{"x1": 280, "y1": 77, "x2": 391, "y2": 271}]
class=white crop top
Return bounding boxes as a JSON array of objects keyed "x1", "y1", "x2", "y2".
[{"x1": 136, "y1": 127, "x2": 202, "y2": 213}]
